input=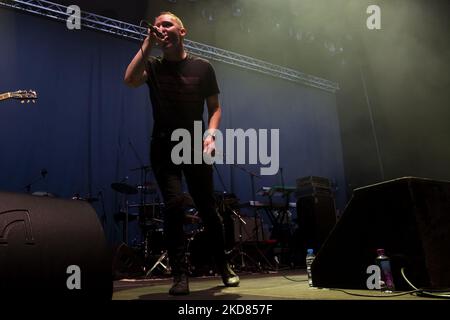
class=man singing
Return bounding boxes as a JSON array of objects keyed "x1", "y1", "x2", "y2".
[{"x1": 124, "y1": 12, "x2": 239, "y2": 295}]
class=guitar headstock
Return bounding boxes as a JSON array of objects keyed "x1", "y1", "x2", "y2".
[{"x1": 11, "y1": 90, "x2": 38, "y2": 103}]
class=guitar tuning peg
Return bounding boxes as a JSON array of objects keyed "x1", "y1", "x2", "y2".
[
  {"x1": 21, "y1": 100, "x2": 25, "y2": 104},
  {"x1": 32, "y1": 100, "x2": 36, "y2": 104}
]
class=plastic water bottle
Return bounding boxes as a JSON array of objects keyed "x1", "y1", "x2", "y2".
[
  {"x1": 306, "y1": 248, "x2": 316, "y2": 287},
  {"x1": 375, "y1": 249, "x2": 395, "y2": 293}
]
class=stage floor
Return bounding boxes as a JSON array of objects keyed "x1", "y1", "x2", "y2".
[{"x1": 112, "y1": 269, "x2": 437, "y2": 301}]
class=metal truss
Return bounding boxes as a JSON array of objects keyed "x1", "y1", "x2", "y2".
[
  {"x1": 184, "y1": 41, "x2": 339, "y2": 92},
  {"x1": 0, "y1": 0, "x2": 339, "y2": 92}
]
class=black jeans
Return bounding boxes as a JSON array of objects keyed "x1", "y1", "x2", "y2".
[{"x1": 150, "y1": 137, "x2": 227, "y2": 276}]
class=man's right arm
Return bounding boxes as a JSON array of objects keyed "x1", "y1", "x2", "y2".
[{"x1": 124, "y1": 36, "x2": 152, "y2": 88}]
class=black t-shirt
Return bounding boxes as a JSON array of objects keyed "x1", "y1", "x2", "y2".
[{"x1": 146, "y1": 54, "x2": 220, "y2": 136}]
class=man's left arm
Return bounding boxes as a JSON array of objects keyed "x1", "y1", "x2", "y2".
[{"x1": 203, "y1": 94, "x2": 221, "y2": 154}]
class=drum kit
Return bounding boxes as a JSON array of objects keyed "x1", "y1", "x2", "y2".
[
  {"x1": 110, "y1": 165, "x2": 205, "y2": 278},
  {"x1": 108, "y1": 161, "x2": 298, "y2": 277}
]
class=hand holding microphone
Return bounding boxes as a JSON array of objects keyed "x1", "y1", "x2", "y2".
[
  {"x1": 141, "y1": 20, "x2": 164, "y2": 40},
  {"x1": 149, "y1": 24, "x2": 165, "y2": 39}
]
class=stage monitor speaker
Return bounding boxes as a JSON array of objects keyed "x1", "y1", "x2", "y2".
[
  {"x1": 0, "y1": 192, "x2": 113, "y2": 299},
  {"x1": 296, "y1": 194, "x2": 336, "y2": 254},
  {"x1": 311, "y1": 177, "x2": 450, "y2": 290}
]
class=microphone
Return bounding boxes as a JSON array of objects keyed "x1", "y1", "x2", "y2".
[{"x1": 141, "y1": 20, "x2": 164, "y2": 39}]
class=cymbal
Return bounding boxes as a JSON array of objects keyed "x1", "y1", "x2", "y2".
[
  {"x1": 111, "y1": 182, "x2": 138, "y2": 195},
  {"x1": 136, "y1": 182, "x2": 157, "y2": 194}
]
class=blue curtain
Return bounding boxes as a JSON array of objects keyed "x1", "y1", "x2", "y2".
[{"x1": 0, "y1": 8, "x2": 346, "y2": 245}]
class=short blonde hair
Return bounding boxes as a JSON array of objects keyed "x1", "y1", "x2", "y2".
[{"x1": 156, "y1": 11, "x2": 184, "y2": 29}]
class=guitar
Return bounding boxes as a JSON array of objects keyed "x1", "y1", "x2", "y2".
[{"x1": 0, "y1": 90, "x2": 37, "y2": 103}]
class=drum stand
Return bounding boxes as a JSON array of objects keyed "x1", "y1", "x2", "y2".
[
  {"x1": 145, "y1": 250, "x2": 170, "y2": 278},
  {"x1": 145, "y1": 224, "x2": 204, "y2": 278},
  {"x1": 141, "y1": 210, "x2": 170, "y2": 278}
]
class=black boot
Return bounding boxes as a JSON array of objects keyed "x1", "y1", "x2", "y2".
[
  {"x1": 220, "y1": 263, "x2": 240, "y2": 287},
  {"x1": 169, "y1": 273, "x2": 190, "y2": 295}
]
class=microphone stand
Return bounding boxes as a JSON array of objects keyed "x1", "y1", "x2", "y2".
[
  {"x1": 230, "y1": 165, "x2": 275, "y2": 271},
  {"x1": 275, "y1": 167, "x2": 295, "y2": 269},
  {"x1": 213, "y1": 164, "x2": 246, "y2": 225},
  {"x1": 244, "y1": 169, "x2": 260, "y2": 241},
  {"x1": 129, "y1": 138, "x2": 156, "y2": 265},
  {"x1": 128, "y1": 138, "x2": 150, "y2": 206},
  {"x1": 213, "y1": 163, "x2": 258, "y2": 272}
]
